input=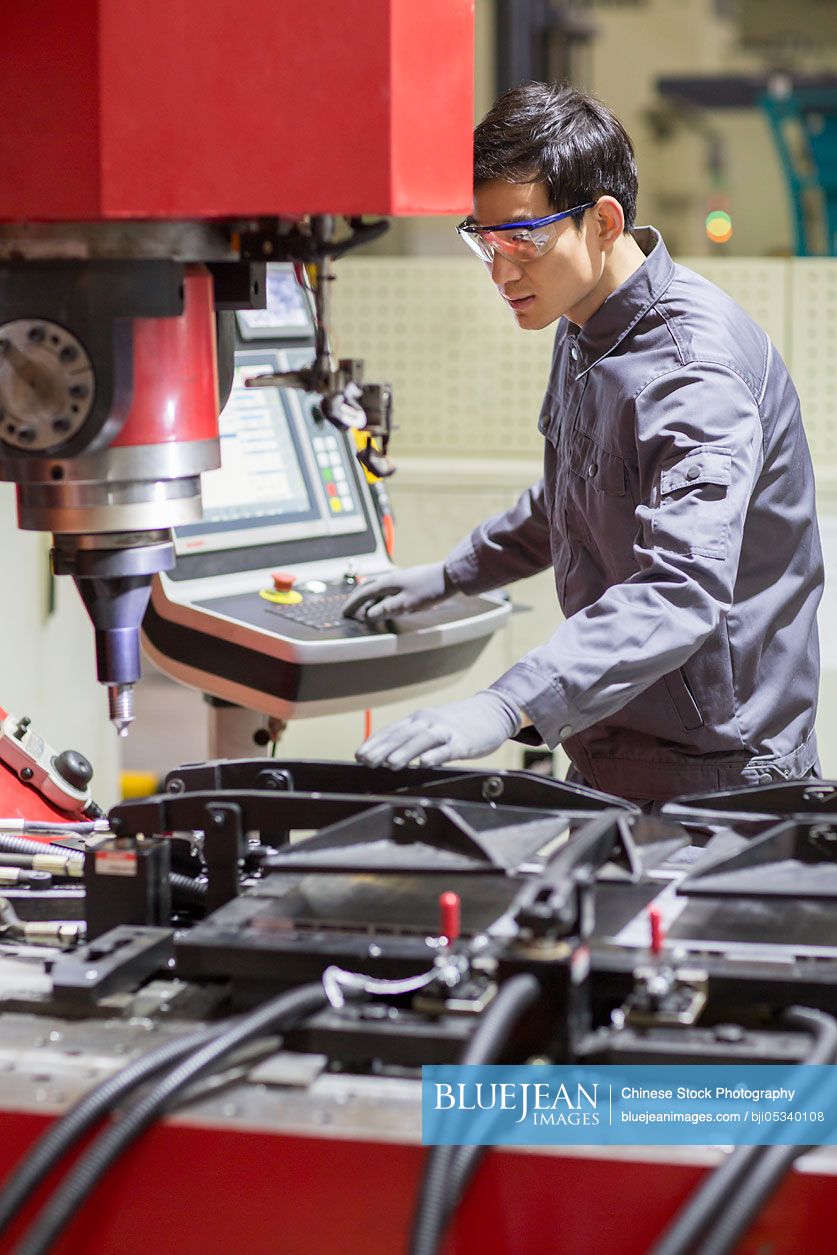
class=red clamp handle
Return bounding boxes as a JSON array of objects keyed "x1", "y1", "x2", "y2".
[{"x1": 439, "y1": 891, "x2": 461, "y2": 944}]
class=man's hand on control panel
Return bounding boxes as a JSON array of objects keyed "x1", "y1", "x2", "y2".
[
  {"x1": 342, "y1": 561, "x2": 451, "y2": 623},
  {"x1": 355, "y1": 690, "x2": 524, "y2": 768}
]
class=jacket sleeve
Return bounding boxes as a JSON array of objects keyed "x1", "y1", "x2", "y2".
[
  {"x1": 486, "y1": 363, "x2": 765, "y2": 747},
  {"x1": 443, "y1": 479, "x2": 553, "y2": 595}
]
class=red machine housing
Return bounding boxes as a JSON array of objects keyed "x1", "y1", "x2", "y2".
[
  {"x1": 112, "y1": 266, "x2": 220, "y2": 450},
  {"x1": 0, "y1": 0, "x2": 474, "y2": 220},
  {"x1": 0, "y1": 1116, "x2": 834, "y2": 1255}
]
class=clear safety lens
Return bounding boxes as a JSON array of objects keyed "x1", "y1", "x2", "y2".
[{"x1": 459, "y1": 224, "x2": 554, "y2": 264}]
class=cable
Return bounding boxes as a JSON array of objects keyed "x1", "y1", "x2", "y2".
[
  {"x1": 648, "y1": 1145, "x2": 762, "y2": 1255},
  {"x1": 649, "y1": 1006, "x2": 837, "y2": 1255},
  {"x1": 0, "y1": 833, "x2": 205, "y2": 906},
  {"x1": 695, "y1": 1007, "x2": 837, "y2": 1255},
  {"x1": 168, "y1": 871, "x2": 207, "y2": 909},
  {"x1": 0, "y1": 822, "x2": 101, "y2": 837},
  {"x1": 12, "y1": 984, "x2": 327, "y2": 1255},
  {"x1": 15, "y1": 822, "x2": 98, "y2": 835},
  {"x1": 442, "y1": 1144, "x2": 487, "y2": 1223},
  {"x1": 408, "y1": 973, "x2": 540, "y2": 1255},
  {"x1": 0, "y1": 834, "x2": 83, "y2": 860},
  {"x1": 0, "y1": 1022, "x2": 223, "y2": 1241}
]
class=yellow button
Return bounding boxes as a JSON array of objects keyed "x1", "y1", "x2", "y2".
[
  {"x1": 259, "y1": 589, "x2": 304, "y2": 605},
  {"x1": 330, "y1": 499, "x2": 343, "y2": 513}
]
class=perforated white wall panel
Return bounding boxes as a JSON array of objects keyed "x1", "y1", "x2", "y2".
[
  {"x1": 790, "y1": 261, "x2": 837, "y2": 466},
  {"x1": 679, "y1": 258, "x2": 789, "y2": 358},
  {"x1": 331, "y1": 259, "x2": 555, "y2": 459}
]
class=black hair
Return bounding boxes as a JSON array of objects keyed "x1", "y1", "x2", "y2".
[{"x1": 474, "y1": 81, "x2": 638, "y2": 231}]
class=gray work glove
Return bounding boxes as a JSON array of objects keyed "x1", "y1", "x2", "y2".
[
  {"x1": 342, "y1": 561, "x2": 449, "y2": 623},
  {"x1": 355, "y1": 690, "x2": 522, "y2": 769}
]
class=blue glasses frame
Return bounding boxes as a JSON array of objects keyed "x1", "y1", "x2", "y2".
[{"x1": 456, "y1": 200, "x2": 597, "y2": 262}]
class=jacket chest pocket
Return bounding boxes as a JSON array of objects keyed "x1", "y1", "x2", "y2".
[{"x1": 565, "y1": 430, "x2": 629, "y2": 544}]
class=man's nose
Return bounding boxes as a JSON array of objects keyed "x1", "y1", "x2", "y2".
[{"x1": 491, "y1": 251, "x2": 525, "y2": 288}]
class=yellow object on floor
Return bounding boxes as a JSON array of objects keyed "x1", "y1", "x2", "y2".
[{"x1": 120, "y1": 771, "x2": 159, "y2": 799}]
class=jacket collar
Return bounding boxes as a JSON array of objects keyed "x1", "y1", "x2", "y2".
[{"x1": 568, "y1": 227, "x2": 676, "y2": 376}]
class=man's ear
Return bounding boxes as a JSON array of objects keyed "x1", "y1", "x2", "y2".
[{"x1": 591, "y1": 196, "x2": 625, "y2": 247}]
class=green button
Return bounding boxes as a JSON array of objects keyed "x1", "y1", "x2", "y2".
[{"x1": 322, "y1": 468, "x2": 334, "y2": 482}]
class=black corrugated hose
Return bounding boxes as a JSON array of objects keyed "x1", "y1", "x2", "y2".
[
  {"x1": 408, "y1": 972, "x2": 541, "y2": 1255},
  {"x1": 12, "y1": 983, "x2": 328, "y2": 1255},
  {"x1": 0, "y1": 1021, "x2": 223, "y2": 1240},
  {"x1": 168, "y1": 871, "x2": 207, "y2": 908},
  {"x1": 442, "y1": 1144, "x2": 486, "y2": 1222},
  {"x1": 0, "y1": 834, "x2": 83, "y2": 859},
  {"x1": 696, "y1": 1007, "x2": 837, "y2": 1255},
  {"x1": 0, "y1": 833, "x2": 206, "y2": 903},
  {"x1": 649, "y1": 1005, "x2": 837, "y2": 1255}
]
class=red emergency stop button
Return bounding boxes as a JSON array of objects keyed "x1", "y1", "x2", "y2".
[{"x1": 272, "y1": 571, "x2": 296, "y2": 592}]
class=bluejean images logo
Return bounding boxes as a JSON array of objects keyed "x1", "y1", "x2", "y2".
[
  {"x1": 433, "y1": 1078, "x2": 601, "y2": 1128},
  {"x1": 421, "y1": 1064, "x2": 837, "y2": 1147}
]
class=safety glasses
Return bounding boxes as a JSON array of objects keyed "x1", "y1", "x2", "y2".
[{"x1": 456, "y1": 201, "x2": 596, "y2": 263}]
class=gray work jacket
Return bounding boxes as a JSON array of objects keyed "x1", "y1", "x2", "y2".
[{"x1": 445, "y1": 228, "x2": 822, "y2": 803}]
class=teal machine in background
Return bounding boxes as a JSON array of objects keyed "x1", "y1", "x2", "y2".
[
  {"x1": 762, "y1": 80, "x2": 837, "y2": 257},
  {"x1": 658, "y1": 73, "x2": 837, "y2": 257}
]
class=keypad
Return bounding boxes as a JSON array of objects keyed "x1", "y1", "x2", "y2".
[{"x1": 267, "y1": 588, "x2": 357, "y2": 631}]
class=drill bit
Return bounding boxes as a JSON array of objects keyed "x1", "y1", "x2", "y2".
[{"x1": 108, "y1": 683, "x2": 135, "y2": 737}]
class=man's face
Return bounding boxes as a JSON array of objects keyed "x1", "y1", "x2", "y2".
[{"x1": 472, "y1": 180, "x2": 602, "y2": 330}]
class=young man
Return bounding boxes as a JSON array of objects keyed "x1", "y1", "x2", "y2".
[{"x1": 344, "y1": 82, "x2": 822, "y2": 807}]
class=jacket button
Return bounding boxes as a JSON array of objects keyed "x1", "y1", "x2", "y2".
[
  {"x1": 686, "y1": 465, "x2": 701, "y2": 480},
  {"x1": 559, "y1": 725, "x2": 573, "y2": 739},
  {"x1": 587, "y1": 463, "x2": 597, "y2": 478},
  {"x1": 570, "y1": 344, "x2": 578, "y2": 360}
]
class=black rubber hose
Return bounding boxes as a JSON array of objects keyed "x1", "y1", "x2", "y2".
[
  {"x1": 695, "y1": 1007, "x2": 837, "y2": 1255},
  {"x1": 442, "y1": 1144, "x2": 487, "y2": 1222},
  {"x1": 649, "y1": 1006, "x2": 837, "y2": 1255},
  {"x1": 13, "y1": 983, "x2": 327, "y2": 1255},
  {"x1": 168, "y1": 871, "x2": 207, "y2": 907},
  {"x1": 648, "y1": 1145, "x2": 762, "y2": 1255},
  {"x1": 0, "y1": 1021, "x2": 223, "y2": 1240},
  {"x1": 408, "y1": 973, "x2": 541, "y2": 1255}
]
